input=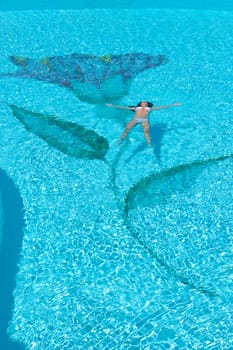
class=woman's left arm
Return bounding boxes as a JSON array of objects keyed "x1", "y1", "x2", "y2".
[{"x1": 151, "y1": 102, "x2": 182, "y2": 110}]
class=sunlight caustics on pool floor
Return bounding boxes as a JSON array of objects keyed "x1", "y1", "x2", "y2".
[{"x1": 0, "y1": 7, "x2": 232, "y2": 350}]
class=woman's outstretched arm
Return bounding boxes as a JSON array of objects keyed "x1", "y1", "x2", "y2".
[
  {"x1": 106, "y1": 103, "x2": 135, "y2": 110},
  {"x1": 151, "y1": 102, "x2": 182, "y2": 110}
]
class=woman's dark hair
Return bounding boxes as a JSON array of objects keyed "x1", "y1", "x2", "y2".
[{"x1": 137, "y1": 101, "x2": 154, "y2": 107}]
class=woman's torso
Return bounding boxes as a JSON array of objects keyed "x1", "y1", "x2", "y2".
[{"x1": 134, "y1": 106, "x2": 151, "y2": 120}]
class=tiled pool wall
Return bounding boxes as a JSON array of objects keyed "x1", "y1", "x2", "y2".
[
  {"x1": 0, "y1": 169, "x2": 25, "y2": 349},
  {"x1": 0, "y1": 0, "x2": 233, "y2": 11}
]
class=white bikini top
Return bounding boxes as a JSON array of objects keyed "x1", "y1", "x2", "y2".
[{"x1": 136, "y1": 106, "x2": 151, "y2": 111}]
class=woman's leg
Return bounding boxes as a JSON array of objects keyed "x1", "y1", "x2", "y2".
[
  {"x1": 119, "y1": 120, "x2": 137, "y2": 144},
  {"x1": 142, "y1": 122, "x2": 152, "y2": 146}
]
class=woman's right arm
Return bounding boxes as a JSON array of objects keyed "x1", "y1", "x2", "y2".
[{"x1": 106, "y1": 104, "x2": 135, "y2": 110}]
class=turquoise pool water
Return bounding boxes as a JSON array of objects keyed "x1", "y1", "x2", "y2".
[
  {"x1": 1, "y1": 0, "x2": 233, "y2": 11},
  {"x1": 0, "y1": 168, "x2": 25, "y2": 350},
  {"x1": 0, "y1": 191, "x2": 2, "y2": 248},
  {"x1": 0, "y1": 6, "x2": 233, "y2": 350}
]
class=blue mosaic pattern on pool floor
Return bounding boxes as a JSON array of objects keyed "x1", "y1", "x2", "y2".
[{"x1": 0, "y1": 8, "x2": 232, "y2": 350}]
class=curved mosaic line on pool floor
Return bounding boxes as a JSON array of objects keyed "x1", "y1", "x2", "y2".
[
  {"x1": 0, "y1": 168, "x2": 25, "y2": 349},
  {"x1": 124, "y1": 153, "x2": 233, "y2": 297},
  {"x1": 5, "y1": 101, "x2": 233, "y2": 300},
  {"x1": 10, "y1": 105, "x2": 109, "y2": 160}
]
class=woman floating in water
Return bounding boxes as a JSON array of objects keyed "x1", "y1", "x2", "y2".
[{"x1": 106, "y1": 101, "x2": 181, "y2": 147}]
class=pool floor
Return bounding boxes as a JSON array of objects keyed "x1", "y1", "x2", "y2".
[{"x1": 0, "y1": 8, "x2": 232, "y2": 350}]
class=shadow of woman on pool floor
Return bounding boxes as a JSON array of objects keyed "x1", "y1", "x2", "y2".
[{"x1": 125, "y1": 123, "x2": 168, "y2": 163}]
